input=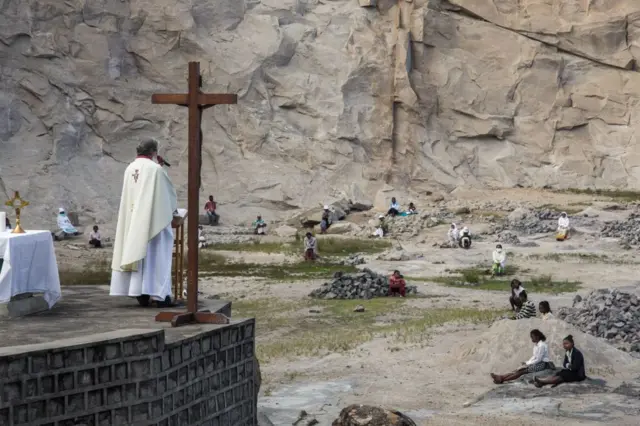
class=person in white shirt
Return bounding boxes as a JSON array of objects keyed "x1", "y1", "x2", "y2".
[
  {"x1": 556, "y1": 211, "x2": 570, "y2": 240},
  {"x1": 491, "y1": 329, "x2": 551, "y2": 384},
  {"x1": 387, "y1": 197, "x2": 400, "y2": 217},
  {"x1": 447, "y1": 223, "x2": 459, "y2": 247},
  {"x1": 492, "y1": 244, "x2": 507, "y2": 275},
  {"x1": 89, "y1": 225, "x2": 102, "y2": 248}
]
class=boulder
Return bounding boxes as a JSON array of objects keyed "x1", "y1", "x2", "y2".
[
  {"x1": 274, "y1": 225, "x2": 298, "y2": 238},
  {"x1": 323, "y1": 222, "x2": 355, "y2": 235},
  {"x1": 332, "y1": 405, "x2": 416, "y2": 426}
]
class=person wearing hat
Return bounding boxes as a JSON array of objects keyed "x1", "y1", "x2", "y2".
[
  {"x1": 320, "y1": 205, "x2": 332, "y2": 234},
  {"x1": 492, "y1": 244, "x2": 507, "y2": 276},
  {"x1": 304, "y1": 232, "x2": 318, "y2": 261},
  {"x1": 55, "y1": 207, "x2": 80, "y2": 240},
  {"x1": 373, "y1": 214, "x2": 388, "y2": 238}
]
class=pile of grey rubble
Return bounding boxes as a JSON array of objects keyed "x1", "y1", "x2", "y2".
[
  {"x1": 600, "y1": 213, "x2": 640, "y2": 245},
  {"x1": 557, "y1": 289, "x2": 640, "y2": 355},
  {"x1": 309, "y1": 269, "x2": 418, "y2": 299}
]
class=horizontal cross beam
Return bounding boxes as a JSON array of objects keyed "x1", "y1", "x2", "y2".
[{"x1": 151, "y1": 93, "x2": 237, "y2": 106}]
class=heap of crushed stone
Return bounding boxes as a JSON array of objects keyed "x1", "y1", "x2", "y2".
[{"x1": 452, "y1": 318, "x2": 640, "y2": 379}]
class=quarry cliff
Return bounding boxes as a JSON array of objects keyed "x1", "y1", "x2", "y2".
[{"x1": 2, "y1": 0, "x2": 640, "y2": 228}]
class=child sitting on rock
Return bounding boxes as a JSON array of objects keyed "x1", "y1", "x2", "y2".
[{"x1": 388, "y1": 270, "x2": 406, "y2": 297}]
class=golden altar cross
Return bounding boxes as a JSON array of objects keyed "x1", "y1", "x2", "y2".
[{"x1": 5, "y1": 191, "x2": 29, "y2": 234}]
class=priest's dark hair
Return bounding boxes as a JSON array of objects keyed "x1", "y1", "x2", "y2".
[{"x1": 136, "y1": 138, "x2": 158, "y2": 157}]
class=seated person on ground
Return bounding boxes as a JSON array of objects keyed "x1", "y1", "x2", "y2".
[
  {"x1": 556, "y1": 211, "x2": 570, "y2": 240},
  {"x1": 459, "y1": 226, "x2": 472, "y2": 248},
  {"x1": 387, "y1": 197, "x2": 400, "y2": 217},
  {"x1": 373, "y1": 215, "x2": 388, "y2": 238},
  {"x1": 56, "y1": 208, "x2": 79, "y2": 239},
  {"x1": 253, "y1": 215, "x2": 267, "y2": 235},
  {"x1": 509, "y1": 279, "x2": 525, "y2": 311},
  {"x1": 89, "y1": 225, "x2": 102, "y2": 248},
  {"x1": 204, "y1": 195, "x2": 219, "y2": 226},
  {"x1": 513, "y1": 291, "x2": 536, "y2": 319},
  {"x1": 539, "y1": 301, "x2": 554, "y2": 320},
  {"x1": 304, "y1": 232, "x2": 317, "y2": 261},
  {"x1": 320, "y1": 206, "x2": 332, "y2": 233},
  {"x1": 198, "y1": 225, "x2": 208, "y2": 249},
  {"x1": 448, "y1": 223, "x2": 459, "y2": 247},
  {"x1": 492, "y1": 244, "x2": 506, "y2": 275},
  {"x1": 408, "y1": 202, "x2": 417, "y2": 214},
  {"x1": 491, "y1": 329, "x2": 551, "y2": 384},
  {"x1": 388, "y1": 270, "x2": 406, "y2": 297},
  {"x1": 535, "y1": 335, "x2": 586, "y2": 388}
]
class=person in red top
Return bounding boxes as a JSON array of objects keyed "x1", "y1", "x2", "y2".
[
  {"x1": 204, "y1": 195, "x2": 219, "y2": 225},
  {"x1": 388, "y1": 270, "x2": 406, "y2": 297}
]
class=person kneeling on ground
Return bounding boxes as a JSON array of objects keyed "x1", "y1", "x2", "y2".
[
  {"x1": 89, "y1": 225, "x2": 102, "y2": 248},
  {"x1": 304, "y1": 232, "x2": 317, "y2": 261},
  {"x1": 448, "y1": 223, "x2": 460, "y2": 247},
  {"x1": 387, "y1": 197, "x2": 400, "y2": 217},
  {"x1": 253, "y1": 215, "x2": 267, "y2": 235},
  {"x1": 535, "y1": 335, "x2": 586, "y2": 388},
  {"x1": 513, "y1": 291, "x2": 536, "y2": 319},
  {"x1": 492, "y1": 244, "x2": 506, "y2": 275},
  {"x1": 459, "y1": 226, "x2": 472, "y2": 248},
  {"x1": 198, "y1": 225, "x2": 208, "y2": 249},
  {"x1": 388, "y1": 270, "x2": 406, "y2": 297},
  {"x1": 320, "y1": 205, "x2": 332, "y2": 234},
  {"x1": 556, "y1": 212, "x2": 570, "y2": 240},
  {"x1": 56, "y1": 208, "x2": 80, "y2": 240},
  {"x1": 509, "y1": 279, "x2": 525, "y2": 311},
  {"x1": 539, "y1": 301, "x2": 554, "y2": 320},
  {"x1": 491, "y1": 329, "x2": 552, "y2": 384}
]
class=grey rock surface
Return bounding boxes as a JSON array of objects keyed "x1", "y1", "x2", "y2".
[
  {"x1": 309, "y1": 268, "x2": 418, "y2": 299},
  {"x1": 558, "y1": 289, "x2": 640, "y2": 354},
  {"x1": 4, "y1": 1, "x2": 640, "y2": 229}
]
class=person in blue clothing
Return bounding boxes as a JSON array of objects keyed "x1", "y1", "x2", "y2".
[{"x1": 534, "y1": 335, "x2": 586, "y2": 387}]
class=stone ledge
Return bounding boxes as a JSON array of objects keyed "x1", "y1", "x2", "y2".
[{"x1": 0, "y1": 328, "x2": 164, "y2": 357}]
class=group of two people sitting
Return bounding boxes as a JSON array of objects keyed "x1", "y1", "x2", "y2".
[
  {"x1": 509, "y1": 279, "x2": 554, "y2": 320},
  {"x1": 491, "y1": 332, "x2": 586, "y2": 388},
  {"x1": 447, "y1": 223, "x2": 472, "y2": 248},
  {"x1": 386, "y1": 197, "x2": 418, "y2": 217}
]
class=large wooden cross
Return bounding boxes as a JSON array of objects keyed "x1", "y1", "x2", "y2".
[{"x1": 151, "y1": 61, "x2": 237, "y2": 327}]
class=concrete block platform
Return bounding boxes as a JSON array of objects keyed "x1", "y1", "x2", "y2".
[{"x1": 0, "y1": 285, "x2": 233, "y2": 346}]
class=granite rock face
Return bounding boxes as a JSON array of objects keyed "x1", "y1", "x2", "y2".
[{"x1": 3, "y1": 0, "x2": 640, "y2": 229}]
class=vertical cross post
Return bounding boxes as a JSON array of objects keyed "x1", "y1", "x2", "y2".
[{"x1": 151, "y1": 62, "x2": 237, "y2": 327}]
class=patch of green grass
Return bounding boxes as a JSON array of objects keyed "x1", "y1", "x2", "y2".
[
  {"x1": 206, "y1": 237, "x2": 391, "y2": 256},
  {"x1": 560, "y1": 188, "x2": 640, "y2": 202},
  {"x1": 432, "y1": 272, "x2": 580, "y2": 294},
  {"x1": 198, "y1": 251, "x2": 357, "y2": 280},
  {"x1": 236, "y1": 297, "x2": 504, "y2": 361},
  {"x1": 59, "y1": 259, "x2": 111, "y2": 285},
  {"x1": 521, "y1": 252, "x2": 639, "y2": 265}
]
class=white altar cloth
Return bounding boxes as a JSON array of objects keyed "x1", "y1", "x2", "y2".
[{"x1": 0, "y1": 230, "x2": 61, "y2": 308}]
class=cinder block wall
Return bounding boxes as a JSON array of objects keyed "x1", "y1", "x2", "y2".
[{"x1": 0, "y1": 320, "x2": 257, "y2": 426}]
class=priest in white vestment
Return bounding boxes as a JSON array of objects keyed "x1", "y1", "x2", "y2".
[{"x1": 110, "y1": 138, "x2": 179, "y2": 306}]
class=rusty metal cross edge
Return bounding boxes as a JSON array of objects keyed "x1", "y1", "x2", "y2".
[{"x1": 151, "y1": 62, "x2": 237, "y2": 327}]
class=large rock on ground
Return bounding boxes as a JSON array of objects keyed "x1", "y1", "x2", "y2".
[{"x1": 332, "y1": 405, "x2": 416, "y2": 426}]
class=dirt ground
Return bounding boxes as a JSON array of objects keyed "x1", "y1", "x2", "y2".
[{"x1": 51, "y1": 189, "x2": 640, "y2": 425}]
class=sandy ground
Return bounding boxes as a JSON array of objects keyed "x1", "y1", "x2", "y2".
[{"x1": 49, "y1": 189, "x2": 640, "y2": 425}]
